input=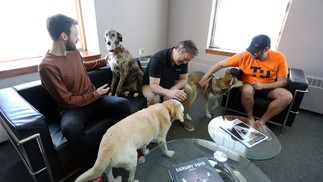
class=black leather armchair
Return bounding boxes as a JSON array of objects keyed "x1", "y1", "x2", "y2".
[
  {"x1": 221, "y1": 67, "x2": 308, "y2": 133},
  {"x1": 0, "y1": 66, "x2": 147, "y2": 181}
]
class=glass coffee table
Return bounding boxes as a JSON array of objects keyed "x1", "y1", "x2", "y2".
[
  {"x1": 208, "y1": 115, "x2": 281, "y2": 161},
  {"x1": 135, "y1": 138, "x2": 270, "y2": 182}
]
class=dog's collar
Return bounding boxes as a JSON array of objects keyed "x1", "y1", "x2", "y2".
[{"x1": 166, "y1": 106, "x2": 173, "y2": 121}]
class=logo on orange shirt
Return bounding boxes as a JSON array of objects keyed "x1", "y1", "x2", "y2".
[{"x1": 250, "y1": 66, "x2": 270, "y2": 78}]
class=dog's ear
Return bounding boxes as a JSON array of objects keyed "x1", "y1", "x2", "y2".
[
  {"x1": 118, "y1": 32, "x2": 123, "y2": 42},
  {"x1": 164, "y1": 100, "x2": 184, "y2": 122},
  {"x1": 225, "y1": 69, "x2": 231, "y2": 76}
]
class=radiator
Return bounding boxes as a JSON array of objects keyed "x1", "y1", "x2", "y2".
[
  {"x1": 300, "y1": 76, "x2": 323, "y2": 114},
  {"x1": 189, "y1": 57, "x2": 323, "y2": 114},
  {"x1": 189, "y1": 57, "x2": 226, "y2": 77}
]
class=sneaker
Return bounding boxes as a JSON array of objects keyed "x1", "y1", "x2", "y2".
[
  {"x1": 257, "y1": 124, "x2": 272, "y2": 141},
  {"x1": 182, "y1": 120, "x2": 194, "y2": 131},
  {"x1": 91, "y1": 172, "x2": 107, "y2": 182}
]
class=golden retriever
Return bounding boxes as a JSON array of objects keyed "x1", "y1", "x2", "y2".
[{"x1": 75, "y1": 99, "x2": 184, "y2": 182}]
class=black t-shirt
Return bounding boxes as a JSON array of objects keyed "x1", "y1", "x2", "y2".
[{"x1": 143, "y1": 48, "x2": 188, "y2": 89}]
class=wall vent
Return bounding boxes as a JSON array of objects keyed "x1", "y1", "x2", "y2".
[{"x1": 307, "y1": 76, "x2": 323, "y2": 89}]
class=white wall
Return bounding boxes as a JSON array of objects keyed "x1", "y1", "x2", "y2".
[
  {"x1": 92, "y1": 0, "x2": 169, "y2": 58},
  {"x1": 278, "y1": 0, "x2": 323, "y2": 77}
]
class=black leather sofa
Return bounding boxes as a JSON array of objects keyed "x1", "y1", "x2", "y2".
[
  {"x1": 0, "y1": 66, "x2": 147, "y2": 182},
  {"x1": 221, "y1": 67, "x2": 308, "y2": 133}
]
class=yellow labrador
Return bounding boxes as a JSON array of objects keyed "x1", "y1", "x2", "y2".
[{"x1": 75, "y1": 99, "x2": 184, "y2": 182}]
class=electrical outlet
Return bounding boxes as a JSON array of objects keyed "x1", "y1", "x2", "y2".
[{"x1": 139, "y1": 48, "x2": 145, "y2": 56}]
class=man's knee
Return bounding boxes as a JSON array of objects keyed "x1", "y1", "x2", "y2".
[
  {"x1": 281, "y1": 90, "x2": 293, "y2": 105},
  {"x1": 241, "y1": 84, "x2": 254, "y2": 99},
  {"x1": 142, "y1": 85, "x2": 161, "y2": 106},
  {"x1": 270, "y1": 88, "x2": 293, "y2": 105},
  {"x1": 61, "y1": 118, "x2": 84, "y2": 140},
  {"x1": 147, "y1": 95, "x2": 160, "y2": 106}
]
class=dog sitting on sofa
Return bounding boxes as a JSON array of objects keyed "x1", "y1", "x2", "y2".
[{"x1": 104, "y1": 29, "x2": 144, "y2": 97}]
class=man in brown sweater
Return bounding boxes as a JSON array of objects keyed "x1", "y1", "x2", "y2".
[{"x1": 38, "y1": 14, "x2": 131, "y2": 169}]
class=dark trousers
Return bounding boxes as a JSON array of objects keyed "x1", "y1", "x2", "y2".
[{"x1": 60, "y1": 95, "x2": 131, "y2": 166}]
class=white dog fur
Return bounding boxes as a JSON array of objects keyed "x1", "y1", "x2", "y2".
[{"x1": 75, "y1": 99, "x2": 184, "y2": 182}]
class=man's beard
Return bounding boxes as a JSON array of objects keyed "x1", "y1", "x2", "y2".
[{"x1": 66, "y1": 39, "x2": 77, "y2": 51}]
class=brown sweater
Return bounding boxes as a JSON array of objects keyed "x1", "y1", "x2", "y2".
[{"x1": 38, "y1": 50, "x2": 107, "y2": 108}]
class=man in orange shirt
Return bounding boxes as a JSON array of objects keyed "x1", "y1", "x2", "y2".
[{"x1": 199, "y1": 35, "x2": 293, "y2": 139}]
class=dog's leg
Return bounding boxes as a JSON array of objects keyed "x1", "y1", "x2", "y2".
[
  {"x1": 115, "y1": 70, "x2": 127, "y2": 96},
  {"x1": 140, "y1": 144, "x2": 150, "y2": 155},
  {"x1": 109, "y1": 72, "x2": 117, "y2": 96},
  {"x1": 159, "y1": 142, "x2": 175, "y2": 157},
  {"x1": 157, "y1": 138, "x2": 175, "y2": 157},
  {"x1": 106, "y1": 166, "x2": 120, "y2": 182},
  {"x1": 127, "y1": 164, "x2": 138, "y2": 182},
  {"x1": 124, "y1": 151, "x2": 139, "y2": 182},
  {"x1": 211, "y1": 97, "x2": 219, "y2": 111},
  {"x1": 137, "y1": 144, "x2": 149, "y2": 164},
  {"x1": 203, "y1": 93, "x2": 212, "y2": 118}
]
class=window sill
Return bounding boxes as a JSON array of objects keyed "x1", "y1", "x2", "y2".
[
  {"x1": 205, "y1": 48, "x2": 241, "y2": 57},
  {"x1": 0, "y1": 51, "x2": 101, "y2": 79}
]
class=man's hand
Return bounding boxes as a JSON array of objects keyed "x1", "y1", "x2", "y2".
[
  {"x1": 97, "y1": 84, "x2": 110, "y2": 95},
  {"x1": 166, "y1": 89, "x2": 187, "y2": 101},
  {"x1": 199, "y1": 78, "x2": 209, "y2": 90},
  {"x1": 98, "y1": 56, "x2": 108, "y2": 65},
  {"x1": 251, "y1": 82, "x2": 264, "y2": 90}
]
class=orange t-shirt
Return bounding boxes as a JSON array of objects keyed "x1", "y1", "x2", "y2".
[{"x1": 225, "y1": 50, "x2": 288, "y2": 84}]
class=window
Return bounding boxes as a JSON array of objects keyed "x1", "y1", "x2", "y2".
[
  {"x1": 0, "y1": 0, "x2": 85, "y2": 62},
  {"x1": 207, "y1": 0, "x2": 292, "y2": 54}
]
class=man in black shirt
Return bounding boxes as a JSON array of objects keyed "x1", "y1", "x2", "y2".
[{"x1": 142, "y1": 40, "x2": 198, "y2": 131}]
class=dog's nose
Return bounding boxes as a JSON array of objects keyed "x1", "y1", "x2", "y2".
[{"x1": 107, "y1": 41, "x2": 111, "y2": 46}]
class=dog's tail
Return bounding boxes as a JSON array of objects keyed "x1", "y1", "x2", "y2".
[{"x1": 75, "y1": 157, "x2": 112, "y2": 182}]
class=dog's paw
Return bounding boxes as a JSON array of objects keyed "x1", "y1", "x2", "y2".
[
  {"x1": 165, "y1": 150, "x2": 175, "y2": 157},
  {"x1": 108, "y1": 92, "x2": 113, "y2": 96},
  {"x1": 124, "y1": 91, "x2": 130, "y2": 97},
  {"x1": 133, "y1": 92, "x2": 139, "y2": 97},
  {"x1": 138, "y1": 156, "x2": 145, "y2": 164},
  {"x1": 206, "y1": 112, "x2": 212, "y2": 118},
  {"x1": 142, "y1": 148, "x2": 150, "y2": 155},
  {"x1": 114, "y1": 176, "x2": 122, "y2": 182},
  {"x1": 186, "y1": 114, "x2": 192, "y2": 121}
]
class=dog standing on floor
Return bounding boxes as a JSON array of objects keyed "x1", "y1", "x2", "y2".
[
  {"x1": 104, "y1": 29, "x2": 143, "y2": 97},
  {"x1": 75, "y1": 99, "x2": 184, "y2": 182},
  {"x1": 186, "y1": 70, "x2": 243, "y2": 119}
]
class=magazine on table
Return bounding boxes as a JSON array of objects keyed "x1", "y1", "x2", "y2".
[
  {"x1": 220, "y1": 118, "x2": 268, "y2": 148},
  {"x1": 168, "y1": 156, "x2": 223, "y2": 182}
]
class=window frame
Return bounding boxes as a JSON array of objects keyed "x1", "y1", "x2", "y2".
[
  {"x1": 206, "y1": 0, "x2": 292, "y2": 56},
  {"x1": 0, "y1": 0, "x2": 88, "y2": 78}
]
